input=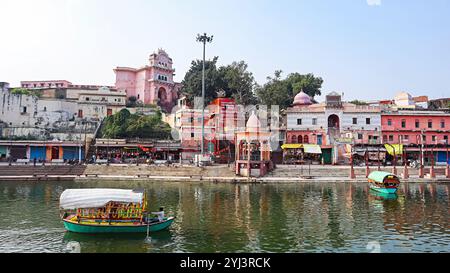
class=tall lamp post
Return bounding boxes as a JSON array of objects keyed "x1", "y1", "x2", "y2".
[{"x1": 196, "y1": 33, "x2": 213, "y2": 156}]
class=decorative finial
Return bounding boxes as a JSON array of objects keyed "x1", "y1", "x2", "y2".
[{"x1": 216, "y1": 89, "x2": 226, "y2": 98}]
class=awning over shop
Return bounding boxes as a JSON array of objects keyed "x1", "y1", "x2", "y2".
[
  {"x1": 303, "y1": 144, "x2": 322, "y2": 154},
  {"x1": 281, "y1": 144, "x2": 303, "y2": 150},
  {"x1": 384, "y1": 144, "x2": 403, "y2": 156}
]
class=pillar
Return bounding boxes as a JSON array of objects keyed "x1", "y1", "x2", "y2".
[
  {"x1": 419, "y1": 165, "x2": 425, "y2": 178},
  {"x1": 429, "y1": 148, "x2": 436, "y2": 178},
  {"x1": 403, "y1": 164, "x2": 409, "y2": 179},
  {"x1": 365, "y1": 153, "x2": 370, "y2": 178},
  {"x1": 349, "y1": 154, "x2": 356, "y2": 179},
  {"x1": 429, "y1": 164, "x2": 436, "y2": 178},
  {"x1": 446, "y1": 147, "x2": 449, "y2": 179},
  {"x1": 247, "y1": 140, "x2": 251, "y2": 178},
  {"x1": 402, "y1": 151, "x2": 409, "y2": 179}
]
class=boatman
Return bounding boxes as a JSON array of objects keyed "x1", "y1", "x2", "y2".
[{"x1": 151, "y1": 207, "x2": 165, "y2": 222}]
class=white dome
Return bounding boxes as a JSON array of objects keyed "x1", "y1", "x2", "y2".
[
  {"x1": 293, "y1": 90, "x2": 312, "y2": 106},
  {"x1": 246, "y1": 111, "x2": 261, "y2": 132}
]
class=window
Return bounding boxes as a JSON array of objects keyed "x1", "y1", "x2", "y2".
[
  {"x1": 43, "y1": 107, "x2": 47, "y2": 112},
  {"x1": 389, "y1": 135, "x2": 394, "y2": 142},
  {"x1": 191, "y1": 133, "x2": 195, "y2": 138},
  {"x1": 352, "y1": 118, "x2": 357, "y2": 125},
  {"x1": 415, "y1": 120, "x2": 420, "y2": 128},
  {"x1": 297, "y1": 119, "x2": 302, "y2": 125},
  {"x1": 304, "y1": 135, "x2": 309, "y2": 144},
  {"x1": 298, "y1": 135, "x2": 303, "y2": 144},
  {"x1": 358, "y1": 133, "x2": 363, "y2": 140},
  {"x1": 401, "y1": 120, "x2": 406, "y2": 128},
  {"x1": 86, "y1": 97, "x2": 90, "y2": 101},
  {"x1": 291, "y1": 135, "x2": 297, "y2": 143},
  {"x1": 366, "y1": 118, "x2": 371, "y2": 125},
  {"x1": 444, "y1": 135, "x2": 448, "y2": 142},
  {"x1": 422, "y1": 135, "x2": 426, "y2": 142},
  {"x1": 441, "y1": 120, "x2": 445, "y2": 129},
  {"x1": 404, "y1": 135, "x2": 409, "y2": 141},
  {"x1": 312, "y1": 118, "x2": 317, "y2": 125},
  {"x1": 432, "y1": 136, "x2": 436, "y2": 142},
  {"x1": 383, "y1": 135, "x2": 388, "y2": 143},
  {"x1": 387, "y1": 119, "x2": 392, "y2": 126},
  {"x1": 428, "y1": 120, "x2": 433, "y2": 128},
  {"x1": 22, "y1": 106, "x2": 27, "y2": 113}
]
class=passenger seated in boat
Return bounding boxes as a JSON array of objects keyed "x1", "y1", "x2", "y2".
[{"x1": 151, "y1": 207, "x2": 165, "y2": 222}]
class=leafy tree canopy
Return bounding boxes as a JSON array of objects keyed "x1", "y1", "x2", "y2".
[
  {"x1": 219, "y1": 61, "x2": 258, "y2": 105},
  {"x1": 256, "y1": 71, "x2": 323, "y2": 110},
  {"x1": 349, "y1": 100, "x2": 368, "y2": 105},
  {"x1": 181, "y1": 57, "x2": 257, "y2": 105},
  {"x1": 11, "y1": 88, "x2": 42, "y2": 98},
  {"x1": 181, "y1": 57, "x2": 225, "y2": 105},
  {"x1": 101, "y1": 109, "x2": 172, "y2": 139}
]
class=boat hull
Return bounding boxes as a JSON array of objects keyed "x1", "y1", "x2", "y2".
[
  {"x1": 63, "y1": 217, "x2": 175, "y2": 234},
  {"x1": 369, "y1": 184, "x2": 398, "y2": 194}
]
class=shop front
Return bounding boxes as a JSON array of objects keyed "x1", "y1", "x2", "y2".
[{"x1": 282, "y1": 144, "x2": 324, "y2": 165}]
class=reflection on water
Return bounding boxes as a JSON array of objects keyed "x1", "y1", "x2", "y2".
[{"x1": 0, "y1": 181, "x2": 448, "y2": 253}]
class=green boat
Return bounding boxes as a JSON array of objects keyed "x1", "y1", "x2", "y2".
[
  {"x1": 368, "y1": 171, "x2": 400, "y2": 194},
  {"x1": 60, "y1": 188, "x2": 174, "y2": 234}
]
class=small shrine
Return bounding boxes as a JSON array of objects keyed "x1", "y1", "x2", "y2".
[{"x1": 235, "y1": 111, "x2": 274, "y2": 177}]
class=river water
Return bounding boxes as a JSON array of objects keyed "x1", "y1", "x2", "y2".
[{"x1": 0, "y1": 180, "x2": 448, "y2": 253}]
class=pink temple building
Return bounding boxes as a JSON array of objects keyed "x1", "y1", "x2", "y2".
[{"x1": 114, "y1": 49, "x2": 182, "y2": 112}]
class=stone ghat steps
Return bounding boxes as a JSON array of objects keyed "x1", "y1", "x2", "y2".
[
  {"x1": 83, "y1": 165, "x2": 235, "y2": 178},
  {"x1": 0, "y1": 165, "x2": 87, "y2": 176},
  {"x1": 268, "y1": 166, "x2": 447, "y2": 178}
]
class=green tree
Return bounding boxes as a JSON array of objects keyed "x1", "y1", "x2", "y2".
[
  {"x1": 126, "y1": 96, "x2": 138, "y2": 107},
  {"x1": 219, "y1": 61, "x2": 258, "y2": 105},
  {"x1": 349, "y1": 100, "x2": 368, "y2": 105},
  {"x1": 256, "y1": 71, "x2": 323, "y2": 110},
  {"x1": 255, "y1": 70, "x2": 291, "y2": 109},
  {"x1": 286, "y1": 73, "x2": 323, "y2": 98},
  {"x1": 100, "y1": 109, "x2": 171, "y2": 139},
  {"x1": 180, "y1": 56, "x2": 226, "y2": 105}
]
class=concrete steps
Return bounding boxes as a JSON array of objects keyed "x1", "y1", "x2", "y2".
[{"x1": 0, "y1": 165, "x2": 87, "y2": 176}]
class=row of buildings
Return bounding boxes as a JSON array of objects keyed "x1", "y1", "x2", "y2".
[
  {"x1": 1, "y1": 49, "x2": 449, "y2": 167},
  {"x1": 0, "y1": 49, "x2": 182, "y2": 163},
  {"x1": 166, "y1": 90, "x2": 449, "y2": 166}
]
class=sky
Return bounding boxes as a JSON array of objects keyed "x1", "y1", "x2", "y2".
[{"x1": 1, "y1": 0, "x2": 449, "y2": 101}]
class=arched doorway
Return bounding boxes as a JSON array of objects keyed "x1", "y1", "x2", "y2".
[
  {"x1": 328, "y1": 114, "x2": 340, "y2": 137},
  {"x1": 328, "y1": 114, "x2": 340, "y2": 129},
  {"x1": 157, "y1": 87, "x2": 168, "y2": 103},
  {"x1": 291, "y1": 135, "x2": 297, "y2": 144}
]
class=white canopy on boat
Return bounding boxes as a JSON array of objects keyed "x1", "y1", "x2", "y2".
[{"x1": 59, "y1": 189, "x2": 144, "y2": 210}]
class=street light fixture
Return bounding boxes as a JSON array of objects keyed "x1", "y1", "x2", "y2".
[{"x1": 196, "y1": 33, "x2": 213, "y2": 156}]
